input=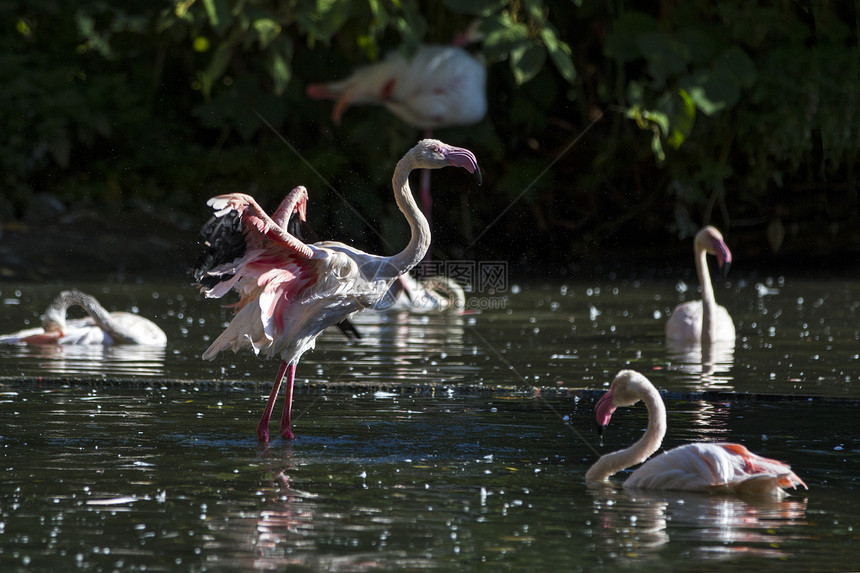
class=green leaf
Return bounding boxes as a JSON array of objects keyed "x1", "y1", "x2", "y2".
[
  {"x1": 625, "y1": 105, "x2": 669, "y2": 136},
  {"x1": 636, "y1": 32, "x2": 690, "y2": 88},
  {"x1": 540, "y1": 27, "x2": 576, "y2": 84},
  {"x1": 676, "y1": 28, "x2": 716, "y2": 66},
  {"x1": 667, "y1": 89, "x2": 696, "y2": 148},
  {"x1": 510, "y1": 42, "x2": 547, "y2": 84},
  {"x1": 604, "y1": 12, "x2": 659, "y2": 62},
  {"x1": 680, "y1": 68, "x2": 739, "y2": 115},
  {"x1": 297, "y1": 0, "x2": 351, "y2": 45},
  {"x1": 482, "y1": 14, "x2": 529, "y2": 62},
  {"x1": 714, "y1": 46, "x2": 757, "y2": 88},
  {"x1": 201, "y1": 42, "x2": 232, "y2": 97},
  {"x1": 442, "y1": 0, "x2": 507, "y2": 17},
  {"x1": 202, "y1": 0, "x2": 232, "y2": 37},
  {"x1": 252, "y1": 18, "x2": 281, "y2": 49},
  {"x1": 651, "y1": 130, "x2": 666, "y2": 162},
  {"x1": 522, "y1": 0, "x2": 546, "y2": 22},
  {"x1": 267, "y1": 37, "x2": 292, "y2": 95}
]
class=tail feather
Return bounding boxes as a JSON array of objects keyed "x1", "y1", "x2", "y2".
[{"x1": 716, "y1": 473, "x2": 805, "y2": 497}]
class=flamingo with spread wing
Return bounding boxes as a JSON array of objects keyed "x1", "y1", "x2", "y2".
[{"x1": 194, "y1": 139, "x2": 480, "y2": 441}]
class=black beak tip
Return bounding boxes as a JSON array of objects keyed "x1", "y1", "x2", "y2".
[
  {"x1": 721, "y1": 261, "x2": 731, "y2": 280},
  {"x1": 474, "y1": 166, "x2": 482, "y2": 186},
  {"x1": 595, "y1": 422, "x2": 605, "y2": 437}
]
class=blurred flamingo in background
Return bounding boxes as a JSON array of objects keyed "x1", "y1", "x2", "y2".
[
  {"x1": 193, "y1": 139, "x2": 480, "y2": 441},
  {"x1": 665, "y1": 226, "x2": 736, "y2": 345},
  {"x1": 306, "y1": 43, "x2": 487, "y2": 237},
  {"x1": 0, "y1": 289, "x2": 166, "y2": 346},
  {"x1": 586, "y1": 370, "x2": 806, "y2": 497},
  {"x1": 306, "y1": 44, "x2": 486, "y2": 131}
]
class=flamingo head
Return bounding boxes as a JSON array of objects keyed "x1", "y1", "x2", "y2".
[
  {"x1": 42, "y1": 306, "x2": 67, "y2": 334},
  {"x1": 594, "y1": 369, "x2": 651, "y2": 434},
  {"x1": 292, "y1": 187, "x2": 308, "y2": 222},
  {"x1": 413, "y1": 139, "x2": 481, "y2": 185},
  {"x1": 696, "y1": 225, "x2": 732, "y2": 276}
]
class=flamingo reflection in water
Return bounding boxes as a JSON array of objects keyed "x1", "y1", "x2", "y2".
[
  {"x1": 586, "y1": 485, "x2": 808, "y2": 560},
  {"x1": 0, "y1": 343, "x2": 166, "y2": 377},
  {"x1": 665, "y1": 339, "x2": 736, "y2": 389}
]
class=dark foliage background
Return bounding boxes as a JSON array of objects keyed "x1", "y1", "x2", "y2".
[{"x1": 2, "y1": 0, "x2": 858, "y2": 280}]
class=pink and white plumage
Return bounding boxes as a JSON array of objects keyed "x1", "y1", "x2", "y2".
[
  {"x1": 306, "y1": 45, "x2": 486, "y2": 130},
  {"x1": 665, "y1": 226, "x2": 736, "y2": 345},
  {"x1": 0, "y1": 289, "x2": 166, "y2": 346},
  {"x1": 196, "y1": 139, "x2": 480, "y2": 441},
  {"x1": 585, "y1": 370, "x2": 806, "y2": 497}
]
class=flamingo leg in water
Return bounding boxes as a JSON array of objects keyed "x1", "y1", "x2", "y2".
[
  {"x1": 257, "y1": 360, "x2": 289, "y2": 442},
  {"x1": 279, "y1": 363, "x2": 296, "y2": 440}
]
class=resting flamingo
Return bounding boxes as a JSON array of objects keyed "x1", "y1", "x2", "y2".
[
  {"x1": 585, "y1": 370, "x2": 806, "y2": 497},
  {"x1": 195, "y1": 139, "x2": 480, "y2": 441},
  {"x1": 306, "y1": 44, "x2": 486, "y2": 236},
  {"x1": 665, "y1": 226, "x2": 736, "y2": 345},
  {"x1": 375, "y1": 273, "x2": 465, "y2": 313},
  {"x1": 0, "y1": 289, "x2": 166, "y2": 346}
]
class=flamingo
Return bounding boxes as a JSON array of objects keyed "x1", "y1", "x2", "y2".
[
  {"x1": 306, "y1": 44, "x2": 487, "y2": 241},
  {"x1": 665, "y1": 226, "x2": 736, "y2": 345},
  {"x1": 195, "y1": 139, "x2": 480, "y2": 441},
  {"x1": 374, "y1": 273, "x2": 465, "y2": 313},
  {"x1": 585, "y1": 370, "x2": 807, "y2": 497},
  {"x1": 285, "y1": 195, "x2": 464, "y2": 315},
  {"x1": 305, "y1": 44, "x2": 487, "y2": 131},
  {"x1": 0, "y1": 289, "x2": 166, "y2": 346}
]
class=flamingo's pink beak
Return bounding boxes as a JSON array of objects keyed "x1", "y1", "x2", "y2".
[
  {"x1": 444, "y1": 147, "x2": 482, "y2": 185},
  {"x1": 712, "y1": 237, "x2": 732, "y2": 268},
  {"x1": 712, "y1": 236, "x2": 732, "y2": 278},
  {"x1": 295, "y1": 196, "x2": 307, "y2": 222},
  {"x1": 594, "y1": 389, "x2": 617, "y2": 435}
]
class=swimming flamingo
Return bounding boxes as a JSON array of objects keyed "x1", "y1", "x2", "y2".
[
  {"x1": 0, "y1": 289, "x2": 166, "y2": 346},
  {"x1": 306, "y1": 44, "x2": 486, "y2": 238},
  {"x1": 196, "y1": 139, "x2": 480, "y2": 441},
  {"x1": 585, "y1": 370, "x2": 806, "y2": 497},
  {"x1": 665, "y1": 226, "x2": 736, "y2": 345}
]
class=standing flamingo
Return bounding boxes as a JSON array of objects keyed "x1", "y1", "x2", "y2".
[
  {"x1": 195, "y1": 139, "x2": 480, "y2": 441},
  {"x1": 0, "y1": 289, "x2": 166, "y2": 346},
  {"x1": 665, "y1": 226, "x2": 736, "y2": 345},
  {"x1": 306, "y1": 44, "x2": 486, "y2": 239},
  {"x1": 585, "y1": 370, "x2": 806, "y2": 497}
]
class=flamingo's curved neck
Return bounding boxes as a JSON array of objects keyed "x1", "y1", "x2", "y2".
[
  {"x1": 44, "y1": 291, "x2": 135, "y2": 344},
  {"x1": 585, "y1": 383, "x2": 667, "y2": 482},
  {"x1": 382, "y1": 158, "x2": 431, "y2": 278},
  {"x1": 695, "y1": 245, "x2": 717, "y2": 345}
]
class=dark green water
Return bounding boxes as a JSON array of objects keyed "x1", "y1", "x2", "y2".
[{"x1": 0, "y1": 277, "x2": 858, "y2": 571}]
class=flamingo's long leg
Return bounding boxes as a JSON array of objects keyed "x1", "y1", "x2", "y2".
[
  {"x1": 257, "y1": 360, "x2": 289, "y2": 442},
  {"x1": 279, "y1": 363, "x2": 297, "y2": 440}
]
